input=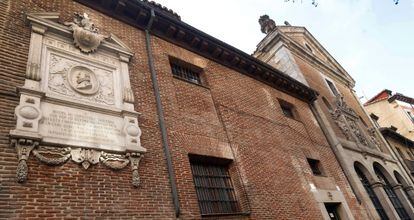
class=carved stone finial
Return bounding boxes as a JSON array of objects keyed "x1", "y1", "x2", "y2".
[
  {"x1": 64, "y1": 12, "x2": 109, "y2": 53},
  {"x1": 259, "y1": 15, "x2": 276, "y2": 34},
  {"x1": 128, "y1": 153, "x2": 143, "y2": 187},
  {"x1": 11, "y1": 138, "x2": 39, "y2": 183}
]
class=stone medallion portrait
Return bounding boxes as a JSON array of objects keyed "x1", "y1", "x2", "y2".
[{"x1": 68, "y1": 66, "x2": 99, "y2": 95}]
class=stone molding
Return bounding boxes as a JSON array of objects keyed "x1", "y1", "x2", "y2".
[
  {"x1": 11, "y1": 141, "x2": 144, "y2": 186},
  {"x1": 370, "y1": 181, "x2": 385, "y2": 189}
]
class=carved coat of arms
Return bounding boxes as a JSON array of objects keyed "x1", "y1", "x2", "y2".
[{"x1": 64, "y1": 13, "x2": 108, "y2": 53}]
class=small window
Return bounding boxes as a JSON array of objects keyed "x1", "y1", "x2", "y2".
[
  {"x1": 406, "y1": 111, "x2": 414, "y2": 123},
  {"x1": 325, "y1": 79, "x2": 339, "y2": 96},
  {"x1": 190, "y1": 156, "x2": 241, "y2": 216},
  {"x1": 370, "y1": 113, "x2": 380, "y2": 128},
  {"x1": 279, "y1": 99, "x2": 296, "y2": 119},
  {"x1": 170, "y1": 59, "x2": 202, "y2": 85},
  {"x1": 307, "y1": 158, "x2": 323, "y2": 176}
]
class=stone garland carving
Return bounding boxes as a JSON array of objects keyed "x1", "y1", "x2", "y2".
[
  {"x1": 11, "y1": 142, "x2": 143, "y2": 186},
  {"x1": 100, "y1": 151, "x2": 130, "y2": 170},
  {"x1": 129, "y1": 153, "x2": 143, "y2": 187},
  {"x1": 32, "y1": 146, "x2": 71, "y2": 165},
  {"x1": 11, "y1": 138, "x2": 39, "y2": 183},
  {"x1": 64, "y1": 13, "x2": 109, "y2": 53}
]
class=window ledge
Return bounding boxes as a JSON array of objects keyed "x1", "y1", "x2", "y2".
[{"x1": 173, "y1": 75, "x2": 209, "y2": 89}]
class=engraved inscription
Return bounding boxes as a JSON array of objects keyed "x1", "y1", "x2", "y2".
[{"x1": 43, "y1": 110, "x2": 121, "y2": 144}]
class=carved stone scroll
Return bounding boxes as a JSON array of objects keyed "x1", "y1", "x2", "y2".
[{"x1": 11, "y1": 138, "x2": 39, "y2": 183}]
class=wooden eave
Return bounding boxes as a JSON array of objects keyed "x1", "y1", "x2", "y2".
[{"x1": 75, "y1": 0, "x2": 318, "y2": 103}]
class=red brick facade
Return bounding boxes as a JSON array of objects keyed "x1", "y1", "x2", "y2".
[{"x1": 0, "y1": 1, "x2": 368, "y2": 219}]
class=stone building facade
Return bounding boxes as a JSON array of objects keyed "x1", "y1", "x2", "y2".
[
  {"x1": 0, "y1": 1, "x2": 409, "y2": 220},
  {"x1": 380, "y1": 127, "x2": 414, "y2": 181},
  {"x1": 253, "y1": 16, "x2": 414, "y2": 220},
  {"x1": 365, "y1": 90, "x2": 414, "y2": 141}
]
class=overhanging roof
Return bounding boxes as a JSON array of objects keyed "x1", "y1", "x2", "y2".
[
  {"x1": 380, "y1": 127, "x2": 414, "y2": 148},
  {"x1": 74, "y1": 0, "x2": 318, "y2": 102}
]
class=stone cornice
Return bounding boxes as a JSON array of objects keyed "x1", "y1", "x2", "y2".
[
  {"x1": 277, "y1": 32, "x2": 354, "y2": 88},
  {"x1": 74, "y1": 0, "x2": 318, "y2": 103},
  {"x1": 276, "y1": 26, "x2": 355, "y2": 85}
]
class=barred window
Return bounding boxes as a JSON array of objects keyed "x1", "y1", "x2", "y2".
[
  {"x1": 170, "y1": 61, "x2": 202, "y2": 85},
  {"x1": 374, "y1": 166, "x2": 410, "y2": 220},
  {"x1": 355, "y1": 165, "x2": 388, "y2": 220},
  {"x1": 190, "y1": 158, "x2": 241, "y2": 216}
]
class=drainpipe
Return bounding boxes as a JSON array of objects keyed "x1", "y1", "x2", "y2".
[{"x1": 144, "y1": 9, "x2": 181, "y2": 218}]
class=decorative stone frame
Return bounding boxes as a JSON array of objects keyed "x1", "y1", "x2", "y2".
[{"x1": 10, "y1": 12, "x2": 146, "y2": 186}]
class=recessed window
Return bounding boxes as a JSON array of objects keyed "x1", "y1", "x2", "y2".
[
  {"x1": 307, "y1": 158, "x2": 323, "y2": 176},
  {"x1": 370, "y1": 113, "x2": 380, "y2": 128},
  {"x1": 170, "y1": 58, "x2": 202, "y2": 85},
  {"x1": 190, "y1": 156, "x2": 241, "y2": 216},
  {"x1": 279, "y1": 99, "x2": 297, "y2": 119},
  {"x1": 325, "y1": 79, "x2": 339, "y2": 96}
]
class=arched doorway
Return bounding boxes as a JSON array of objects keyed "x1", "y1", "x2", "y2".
[
  {"x1": 373, "y1": 163, "x2": 410, "y2": 220},
  {"x1": 354, "y1": 162, "x2": 388, "y2": 220}
]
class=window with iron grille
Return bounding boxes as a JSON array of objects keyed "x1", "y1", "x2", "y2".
[
  {"x1": 170, "y1": 61, "x2": 202, "y2": 85},
  {"x1": 355, "y1": 166, "x2": 389, "y2": 220},
  {"x1": 190, "y1": 159, "x2": 241, "y2": 216},
  {"x1": 374, "y1": 166, "x2": 410, "y2": 220}
]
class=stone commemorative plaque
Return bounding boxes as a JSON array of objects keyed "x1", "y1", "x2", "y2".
[{"x1": 10, "y1": 12, "x2": 146, "y2": 185}]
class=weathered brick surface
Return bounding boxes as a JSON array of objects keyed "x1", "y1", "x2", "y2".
[{"x1": 0, "y1": 1, "x2": 367, "y2": 219}]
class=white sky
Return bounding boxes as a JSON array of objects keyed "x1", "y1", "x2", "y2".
[{"x1": 155, "y1": 0, "x2": 414, "y2": 101}]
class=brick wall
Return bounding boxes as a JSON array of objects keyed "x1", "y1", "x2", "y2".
[{"x1": 0, "y1": 1, "x2": 366, "y2": 219}]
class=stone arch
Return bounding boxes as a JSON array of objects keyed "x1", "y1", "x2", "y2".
[
  {"x1": 354, "y1": 161, "x2": 376, "y2": 184},
  {"x1": 373, "y1": 162, "x2": 411, "y2": 219},
  {"x1": 373, "y1": 162, "x2": 398, "y2": 186},
  {"x1": 394, "y1": 170, "x2": 414, "y2": 207},
  {"x1": 394, "y1": 171, "x2": 409, "y2": 187},
  {"x1": 353, "y1": 161, "x2": 389, "y2": 220}
]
